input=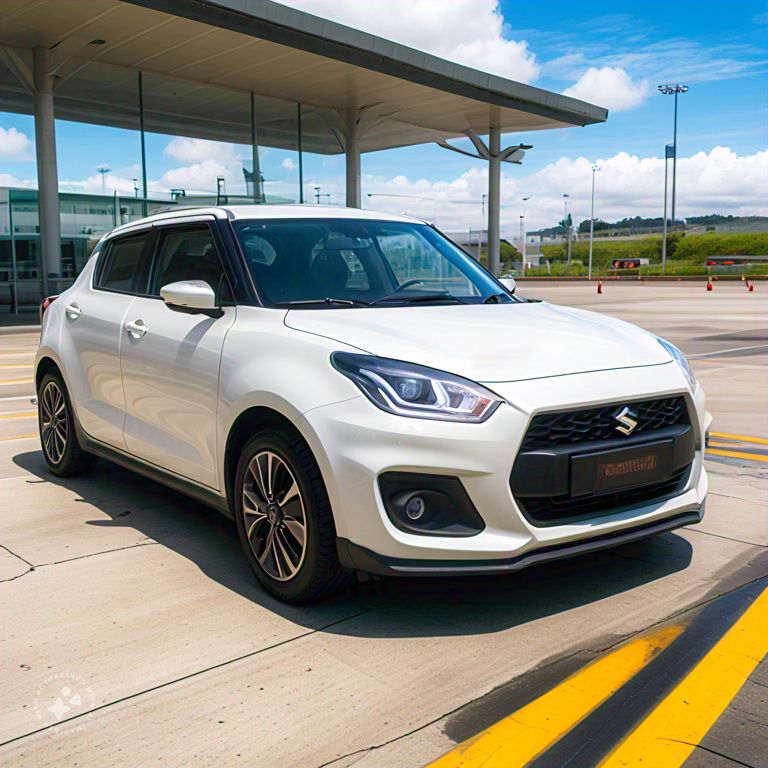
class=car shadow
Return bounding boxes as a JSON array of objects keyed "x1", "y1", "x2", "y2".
[{"x1": 13, "y1": 449, "x2": 694, "y2": 639}]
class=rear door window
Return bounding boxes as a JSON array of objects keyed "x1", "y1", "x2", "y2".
[{"x1": 96, "y1": 232, "x2": 151, "y2": 294}]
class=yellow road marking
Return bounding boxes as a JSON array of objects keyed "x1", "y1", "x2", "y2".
[
  {"x1": 0, "y1": 433, "x2": 38, "y2": 442},
  {"x1": 428, "y1": 625, "x2": 682, "y2": 768},
  {"x1": 0, "y1": 378, "x2": 34, "y2": 386},
  {"x1": 709, "y1": 431, "x2": 768, "y2": 445},
  {"x1": 706, "y1": 448, "x2": 768, "y2": 463},
  {"x1": 0, "y1": 364, "x2": 32, "y2": 370},
  {"x1": 708, "y1": 441, "x2": 767, "y2": 451},
  {"x1": 600, "y1": 588, "x2": 768, "y2": 768},
  {"x1": 0, "y1": 410, "x2": 37, "y2": 421}
]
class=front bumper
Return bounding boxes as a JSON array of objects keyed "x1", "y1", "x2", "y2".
[
  {"x1": 336, "y1": 506, "x2": 704, "y2": 576},
  {"x1": 300, "y1": 361, "x2": 708, "y2": 572}
]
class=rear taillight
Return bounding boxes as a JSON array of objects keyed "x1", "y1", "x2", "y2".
[{"x1": 39, "y1": 295, "x2": 59, "y2": 324}]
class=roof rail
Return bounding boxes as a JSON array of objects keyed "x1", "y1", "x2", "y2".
[{"x1": 146, "y1": 204, "x2": 218, "y2": 215}]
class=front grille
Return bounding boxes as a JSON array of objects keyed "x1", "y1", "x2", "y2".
[
  {"x1": 515, "y1": 465, "x2": 691, "y2": 525},
  {"x1": 521, "y1": 396, "x2": 688, "y2": 451}
]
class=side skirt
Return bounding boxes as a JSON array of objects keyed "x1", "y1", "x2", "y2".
[{"x1": 74, "y1": 422, "x2": 232, "y2": 519}]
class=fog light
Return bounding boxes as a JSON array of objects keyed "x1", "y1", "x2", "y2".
[
  {"x1": 406, "y1": 496, "x2": 425, "y2": 520},
  {"x1": 378, "y1": 473, "x2": 485, "y2": 537}
]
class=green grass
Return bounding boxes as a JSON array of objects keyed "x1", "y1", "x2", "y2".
[{"x1": 534, "y1": 232, "x2": 768, "y2": 275}]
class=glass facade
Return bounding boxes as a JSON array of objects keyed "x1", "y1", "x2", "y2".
[
  {"x1": 0, "y1": 64, "x2": 335, "y2": 315},
  {"x1": 0, "y1": 187, "x2": 174, "y2": 314}
]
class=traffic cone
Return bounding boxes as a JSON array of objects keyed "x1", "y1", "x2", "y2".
[
  {"x1": 706, "y1": 277, "x2": 713, "y2": 291},
  {"x1": 747, "y1": 280, "x2": 754, "y2": 292},
  {"x1": 597, "y1": 280, "x2": 603, "y2": 294}
]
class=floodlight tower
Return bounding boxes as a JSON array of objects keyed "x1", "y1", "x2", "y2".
[
  {"x1": 96, "y1": 165, "x2": 111, "y2": 193},
  {"x1": 658, "y1": 83, "x2": 688, "y2": 225}
]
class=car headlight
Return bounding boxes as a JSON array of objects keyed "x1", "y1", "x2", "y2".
[
  {"x1": 331, "y1": 353, "x2": 502, "y2": 423},
  {"x1": 657, "y1": 338, "x2": 696, "y2": 390}
]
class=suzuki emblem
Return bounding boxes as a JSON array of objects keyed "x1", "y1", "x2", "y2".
[{"x1": 614, "y1": 406, "x2": 638, "y2": 436}]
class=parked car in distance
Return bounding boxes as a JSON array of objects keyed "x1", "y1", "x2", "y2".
[{"x1": 36, "y1": 206, "x2": 710, "y2": 603}]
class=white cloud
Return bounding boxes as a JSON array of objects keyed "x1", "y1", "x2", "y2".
[
  {"x1": 164, "y1": 137, "x2": 239, "y2": 164},
  {"x1": 563, "y1": 67, "x2": 649, "y2": 111},
  {"x1": 282, "y1": 157, "x2": 297, "y2": 170},
  {"x1": 158, "y1": 159, "x2": 236, "y2": 194},
  {"x1": 276, "y1": 0, "x2": 539, "y2": 82},
  {"x1": 356, "y1": 147, "x2": 768, "y2": 233},
  {"x1": 0, "y1": 127, "x2": 33, "y2": 160}
]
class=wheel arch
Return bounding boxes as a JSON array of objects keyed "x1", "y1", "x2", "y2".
[
  {"x1": 35, "y1": 355, "x2": 61, "y2": 390},
  {"x1": 223, "y1": 406, "x2": 328, "y2": 516}
]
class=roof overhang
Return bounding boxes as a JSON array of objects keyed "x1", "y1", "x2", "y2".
[{"x1": 0, "y1": 0, "x2": 607, "y2": 154}]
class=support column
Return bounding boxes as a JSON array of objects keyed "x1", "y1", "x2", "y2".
[
  {"x1": 138, "y1": 71, "x2": 148, "y2": 216},
  {"x1": 33, "y1": 47, "x2": 60, "y2": 297},
  {"x1": 487, "y1": 126, "x2": 501, "y2": 277},
  {"x1": 345, "y1": 109, "x2": 361, "y2": 208}
]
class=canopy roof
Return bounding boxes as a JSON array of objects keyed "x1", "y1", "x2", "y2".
[{"x1": 0, "y1": 0, "x2": 607, "y2": 153}]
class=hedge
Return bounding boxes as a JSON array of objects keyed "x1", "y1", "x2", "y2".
[{"x1": 540, "y1": 232, "x2": 768, "y2": 269}]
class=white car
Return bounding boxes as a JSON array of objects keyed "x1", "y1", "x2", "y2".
[{"x1": 36, "y1": 206, "x2": 708, "y2": 603}]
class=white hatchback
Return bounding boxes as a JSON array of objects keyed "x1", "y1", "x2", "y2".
[{"x1": 36, "y1": 206, "x2": 709, "y2": 603}]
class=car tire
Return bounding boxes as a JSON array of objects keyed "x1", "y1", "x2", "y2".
[
  {"x1": 38, "y1": 370, "x2": 97, "y2": 477},
  {"x1": 234, "y1": 428, "x2": 350, "y2": 604}
]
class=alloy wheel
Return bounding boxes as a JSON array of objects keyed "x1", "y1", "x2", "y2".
[
  {"x1": 40, "y1": 380, "x2": 68, "y2": 465},
  {"x1": 242, "y1": 450, "x2": 307, "y2": 581}
]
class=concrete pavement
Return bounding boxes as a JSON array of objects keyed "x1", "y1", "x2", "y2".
[{"x1": 0, "y1": 282, "x2": 765, "y2": 767}]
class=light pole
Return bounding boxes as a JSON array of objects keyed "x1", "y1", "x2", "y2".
[
  {"x1": 133, "y1": 178, "x2": 140, "y2": 198},
  {"x1": 661, "y1": 143, "x2": 673, "y2": 274},
  {"x1": 96, "y1": 165, "x2": 111, "y2": 193},
  {"x1": 563, "y1": 193, "x2": 572, "y2": 270},
  {"x1": 588, "y1": 165, "x2": 600, "y2": 280},
  {"x1": 519, "y1": 196, "x2": 531, "y2": 275},
  {"x1": 658, "y1": 83, "x2": 688, "y2": 226}
]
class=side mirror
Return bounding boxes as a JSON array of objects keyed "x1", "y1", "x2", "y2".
[
  {"x1": 160, "y1": 280, "x2": 217, "y2": 311},
  {"x1": 498, "y1": 276, "x2": 516, "y2": 295}
]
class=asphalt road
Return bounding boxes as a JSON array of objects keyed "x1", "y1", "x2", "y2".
[{"x1": 0, "y1": 282, "x2": 765, "y2": 767}]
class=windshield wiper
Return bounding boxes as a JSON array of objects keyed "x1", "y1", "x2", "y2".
[
  {"x1": 369, "y1": 291, "x2": 467, "y2": 306},
  {"x1": 275, "y1": 297, "x2": 370, "y2": 307}
]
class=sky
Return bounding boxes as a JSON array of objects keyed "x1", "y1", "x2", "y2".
[{"x1": 1, "y1": 0, "x2": 766, "y2": 234}]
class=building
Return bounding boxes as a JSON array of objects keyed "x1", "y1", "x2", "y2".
[{"x1": 0, "y1": 0, "x2": 606, "y2": 314}]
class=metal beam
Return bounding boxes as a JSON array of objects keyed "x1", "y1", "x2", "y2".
[
  {"x1": 487, "y1": 127, "x2": 501, "y2": 278},
  {"x1": 138, "y1": 70, "x2": 148, "y2": 216},
  {"x1": 0, "y1": 46, "x2": 33, "y2": 93}
]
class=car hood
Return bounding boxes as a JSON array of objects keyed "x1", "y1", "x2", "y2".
[{"x1": 284, "y1": 302, "x2": 671, "y2": 383}]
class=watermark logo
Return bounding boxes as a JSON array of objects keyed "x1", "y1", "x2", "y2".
[{"x1": 33, "y1": 672, "x2": 96, "y2": 737}]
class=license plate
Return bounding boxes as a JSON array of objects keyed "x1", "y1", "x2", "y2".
[{"x1": 571, "y1": 440, "x2": 675, "y2": 496}]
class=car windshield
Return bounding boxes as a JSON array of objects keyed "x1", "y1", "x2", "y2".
[{"x1": 233, "y1": 218, "x2": 516, "y2": 308}]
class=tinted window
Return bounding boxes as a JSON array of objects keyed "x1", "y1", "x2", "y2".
[
  {"x1": 97, "y1": 233, "x2": 149, "y2": 293},
  {"x1": 149, "y1": 226, "x2": 228, "y2": 300}
]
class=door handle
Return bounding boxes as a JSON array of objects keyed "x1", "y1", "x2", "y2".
[
  {"x1": 65, "y1": 302, "x2": 82, "y2": 319},
  {"x1": 125, "y1": 319, "x2": 148, "y2": 338}
]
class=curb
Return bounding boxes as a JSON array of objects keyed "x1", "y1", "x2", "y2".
[{"x1": 0, "y1": 324, "x2": 41, "y2": 335}]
